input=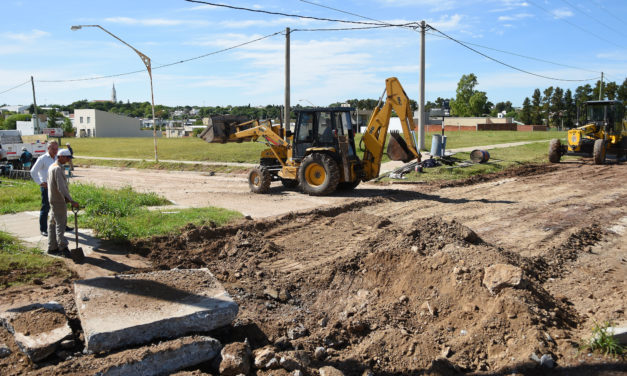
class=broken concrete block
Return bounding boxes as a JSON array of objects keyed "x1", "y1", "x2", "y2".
[
  {"x1": 219, "y1": 341, "x2": 252, "y2": 376},
  {"x1": 609, "y1": 326, "x2": 627, "y2": 345},
  {"x1": 0, "y1": 302, "x2": 72, "y2": 362},
  {"x1": 74, "y1": 268, "x2": 238, "y2": 353},
  {"x1": 482, "y1": 264, "x2": 523, "y2": 294},
  {"x1": 97, "y1": 336, "x2": 221, "y2": 376},
  {"x1": 253, "y1": 346, "x2": 277, "y2": 369}
]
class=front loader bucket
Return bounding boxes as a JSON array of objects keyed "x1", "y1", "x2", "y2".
[
  {"x1": 387, "y1": 131, "x2": 414, "y2": 163},
  {"x1": 198, "y1": 115, "x2": 250, "y2": 143}
]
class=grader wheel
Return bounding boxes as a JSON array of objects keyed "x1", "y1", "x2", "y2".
[
  {"x1": 298, "y1": 153, "x2": 340, "y2": 196},
  {"x1": 248, "y1": 166, "x2": 271, "y2": 194},
  {"x1": 593, "y1": 139, "x2": 607, "y2": 165},
  {"x1": 548, "y1": 139, "x2": 562, "y2": 163}
]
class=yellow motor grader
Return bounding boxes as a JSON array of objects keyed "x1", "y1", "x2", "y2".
[
  {"x1": 549, "y1": 100, "x2": 627, "y2": 164},
  {"x1": 198, "y1": 77, "x2": 421, "y2": 195}
]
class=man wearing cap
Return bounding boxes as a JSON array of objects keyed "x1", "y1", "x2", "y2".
[
  {"x1": 30, "y1": 141, "x2": 58, "y2": 236},
  {"x1": 47, "y1": 149, "x2": 79, "y2": 256},
  {"x1": 19, "y1": 147, "x2": 33, "y2": 170},
  {"x1": 65, "y1": 142, "x2": 74, "y2": 171}
]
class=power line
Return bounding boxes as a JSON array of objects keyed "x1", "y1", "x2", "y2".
[
  {"x1": 591, "y1": 0, "x2": 627, "y2": 28},
  {"x1": 299, "y1": 0, "x2": 603, "y2": 81},
  {"x1": 0, "y1": 80, "x2": 30, "y2": 96},
  {"x1": 184, "y1": 0, "x2": 418, "y2": 28},
  {"x1": 559, "y1": 0, "x2": 625, "y2": 36},
  {"x1": 429, "y1": 25, "x2": 600, "y2": 82},
  {"x1": 38, "y1": 31, "x2": 283, "y2": 83},
  {"x1": 526, "y1": 0, "x2": 625, "y2": 49},
  {"x1": 293, "y1": 24, "x2": 396, "y2": 32},
  {"x1": 425, "y1": 31, "x2": 600, "y2": 74}
]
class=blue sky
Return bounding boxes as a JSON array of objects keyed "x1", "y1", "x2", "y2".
[{"x1": 1, "y1": 0, "x2": 625, "y2": 108}]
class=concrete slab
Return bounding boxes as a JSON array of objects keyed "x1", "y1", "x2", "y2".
[
  {"x1": 74, "y1": 268, "x2": 238, "y2": 353},
  {"x1": 95, "y1": 335, "x2": 221, "y2": 376},
  {"x1": 0, "y1": 302, "x2": 72, "y2": 362}
]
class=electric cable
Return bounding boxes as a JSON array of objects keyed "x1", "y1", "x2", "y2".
[
  {"x1": 184, "y1": 0, "x2": 413, "y2": 27},
  {"x1": 559, "y1": 0, "x2": 624, "y2": 36},
  {"x1": 591, "y1": 0, "x2": 627, "y2": 28},
  {"x1": 526, "y1": 0, "x2": 624, "y2": 49},
  {"x1": 0, "y1": 80, "x2": 31, "y2": 95},
  {"x1": 429, "y1": 25, "x2": 600, "y2": 82},
  {"x1": 293, "y1": 24, "x2": 398, "y2": 32},
  {"x1": 38, "y1": 31, "x2": 283, "y2": 83}
]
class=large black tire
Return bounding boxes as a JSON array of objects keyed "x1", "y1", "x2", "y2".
[
  {"x1": 298, "y1": 153, "x2": 340, "y2": 196},
  {"x1": 280, "y1": 178, "x2": 299, "y2": 189},
  {"x1": 248, "y1": 166, "x2": 271, "y2": 194},
  {"x1": 548, "y1": 139, "x2": 562, "y2": 164},
  {"x1": 593, "y1": 139, "x2": 607, "y2": 165}
]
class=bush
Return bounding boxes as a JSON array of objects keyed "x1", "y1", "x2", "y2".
[{"x1": 581, "y1": 321, "x2": 624, "y2": 357}]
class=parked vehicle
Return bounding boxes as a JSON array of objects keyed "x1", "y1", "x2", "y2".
[{"x1": 0, "y1": 130, "x2": 48, "y2": 169}]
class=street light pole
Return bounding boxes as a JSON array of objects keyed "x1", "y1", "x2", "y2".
[{"x1": 71, "y1": 24, "x2": 158, "y2": 162}]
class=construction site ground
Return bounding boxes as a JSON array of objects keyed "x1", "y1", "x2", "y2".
[{"x1": 1, "y1": 159, "x2": 626, "y2": 375}]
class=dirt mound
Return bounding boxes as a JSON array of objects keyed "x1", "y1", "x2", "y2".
[
  {"x1": 135, "y1": 211, "x2": 581, "y2": 374},
  {"x1": 438, "y1": 164, "x2": 556, "y2": 189}
]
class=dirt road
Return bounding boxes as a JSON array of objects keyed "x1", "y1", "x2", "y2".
[{"x1": 2, "y1": 160, "x2": 625, "y2": 375}]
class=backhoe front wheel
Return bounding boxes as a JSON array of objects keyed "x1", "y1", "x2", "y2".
[
  {"x1": 248, "y1": 166, "x2": 271, "y2": 194},
  {"x1": 298, "y1": 153, "x2": 340, "y2": 196},
  {"x1": 548, "y1": 139, "x2": 562, "y2": 163},
  {"x1": 593, "y1": 139, "x2": 607, "y2": 165}
]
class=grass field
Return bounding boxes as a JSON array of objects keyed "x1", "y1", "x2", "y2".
[
  {"x1": 0, "y1": 178, "x2": 242, "y2": 241},
  {"x1": 0, "y1": 231, "x2": 71, "y2": 288},
  {"x1": 58, "y1": 130, "x2": 566, "y2": 164}
]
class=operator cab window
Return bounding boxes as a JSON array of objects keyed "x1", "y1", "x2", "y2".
[
  {"x1": 297, "y1": 113, "x2": 314, "y2": 142},
  {"x1": 317, "y1": 112, "x2": 334, "y2": 144}
]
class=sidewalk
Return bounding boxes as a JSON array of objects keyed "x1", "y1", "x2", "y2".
[{"x1": 0, "y1": 211, "x2": 149, "y2": 279}]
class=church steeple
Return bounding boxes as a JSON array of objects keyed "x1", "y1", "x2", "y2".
[{"x1": 111, "y1": 83, "x2": 117, "y2": 103}]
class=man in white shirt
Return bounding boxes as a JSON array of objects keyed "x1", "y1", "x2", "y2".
[{"x1": 30, "y1": 141, "x2": 58, "y2": 236}]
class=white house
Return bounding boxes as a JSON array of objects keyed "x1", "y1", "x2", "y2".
[{"x1": 74, "y1": 109, "x2": 154, "y2": 138}]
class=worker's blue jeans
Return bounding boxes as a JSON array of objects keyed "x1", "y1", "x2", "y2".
[{"x1": 40, "y1": 187, "x2": 50, "y2": 233}]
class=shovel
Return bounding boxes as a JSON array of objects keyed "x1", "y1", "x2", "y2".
[{"x1": 70, "y1": 206, "x2": 85, "y2": 263}]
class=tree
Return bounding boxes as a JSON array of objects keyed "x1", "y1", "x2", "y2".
[
  {"x1": 542, "y1": 86, "x2": 554, "y2": 126},
  {"x1": 575, "y1": 84, "x2": 593, "y2": 124},
  {"x1": 4, "y1": 114, "x2": 31, "y2": 129},
  {"x1": 61, "y1": 117, "x2": 74, "y2": 135},
  {"x1": 563, "y1": 89, "x2": 575, "y2": 128},
  {"x1": 618, "y1": 78, "x2": 627, "y2": 107},
  {"x1": 531, "y1": 89, "x2": 542, "y2": 124},
  {"x1": 604, "y1": 81, "x2": 618, "y2": 100},
  {"x1": 521, "y1": 97, "x2": 532, "y2": 125},
  {"x1": 450, "y1": 73, "x2": 488, "y2": 117},
  {"x1": 550, "y1": 87, "x2": 564, "y2": 128}
]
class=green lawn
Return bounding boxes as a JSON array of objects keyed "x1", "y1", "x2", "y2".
[
  {"x1": 0, "y1": 231, "x2": 71, "y2": 288},
  {"x1": 59, "y1": 130, "x2": 565, "y2": 165},
  {"x1": 0, "y1": 178, "x2": 242, "y2": 242}
]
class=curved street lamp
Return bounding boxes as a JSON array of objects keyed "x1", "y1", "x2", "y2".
[{"x1": 71, "y1": 25, "x2": 158, "y2": 162}]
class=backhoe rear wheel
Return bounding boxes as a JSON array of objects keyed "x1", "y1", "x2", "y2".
[
  {"x1": 593, "y1": 139, "x2": 607, "y2": 165},
  {"x1": 248, "y1": 166, "x2": 271, "y2": 194},
  {"x1": 298, "y1": 153, "x2": 340, "y2": 196},
  {"x1": 548, "y1": 139, "x2": 562, "y2": 163}
]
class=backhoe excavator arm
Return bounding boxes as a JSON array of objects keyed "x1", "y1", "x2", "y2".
[{"x1": 361, "y1": 77, "x2": 421, "y2": 180}]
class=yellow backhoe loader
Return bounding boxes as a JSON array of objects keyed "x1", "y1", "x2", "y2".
[
  {"x1": 198, "y1": 77, "x2": 421, "y2": 195},
  {"x1": 549, "y1": 100, "x2": 627, "y2": 164}
]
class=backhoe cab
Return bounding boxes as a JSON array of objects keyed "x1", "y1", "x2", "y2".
[
  {"x1": 549, "y1": 100, "x2": 627, "y2": 164},
  {"x1": 200, "y1": 77, "x2": 421, "y2": 195}
]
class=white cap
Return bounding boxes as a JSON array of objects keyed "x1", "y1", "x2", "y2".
[{"x1": 58, "y1": 149, "x2": 72, "y2": 158}]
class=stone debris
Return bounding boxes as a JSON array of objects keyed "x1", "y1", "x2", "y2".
[
  {"x1": 253, "y1": 346, "x2": 277, "y2": 369},
  {"x1": 279, "y1": 350, "x2": 310, "y2": 371},
  {"x1": 609, "y1": 326, "x2": 627, "y2": 345},
  {"x1": 0, "y1": 343, "x2": 11, "y2": 358},
  {"x1": 313, "y1": 346, "x2": 326, "y2": 360},
  {"x1": 219, "y1": 341, "x2": 251, "y2": 376},
  {"x1": 0, "y1": 302, "x2": 72, "y2": 362},
  {"x1": 482, "y1": 264, "x2": 523, "y2": 294},
  {"x1": 319, "y1": 365, "x2": 345, "y2": 376},
  {"x1": 96, "y1": 336, "x2": 221, "y2": 376},
  {"x1": 287, "y1": 324, "x2": 308, "y2": 340},
  {"x1": 74, "y1": 268, "x2": 238, "y2": 353}
]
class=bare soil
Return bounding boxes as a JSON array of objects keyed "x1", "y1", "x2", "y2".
[
  {"x1": 9, "y1": 308, "x2": 67, "y2": 337},
  {"x1": 1, "y1": 160, "x2": 625, "y2": 375}
]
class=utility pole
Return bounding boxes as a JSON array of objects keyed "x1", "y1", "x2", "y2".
[
  {"x1": 599, "y1": 72, "x2": 604, "y2": 100},
  {"x1": 284, "y1": 27, "x2": 291, "y2": 133},
  {"x1": 30, "y1": 76, "x2": 40, "y2": 134},
  {"x1": 419, "y1": 20, "x2": 426, "y2": 150}
]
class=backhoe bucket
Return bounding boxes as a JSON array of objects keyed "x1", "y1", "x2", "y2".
[
  {"x1": 198, "y1": 115, "x2": 250, "y2": 143},
  {"x1": 387, "y1": 131, "x2": 414, "y2": 163}
]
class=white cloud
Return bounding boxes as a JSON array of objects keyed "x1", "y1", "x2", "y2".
[
  {"x1": 497, "y1": 13, "x2": 532, "y2": 21},
  {"x1": 551, "y1": 8, "x2": 574, "y2": 19},
  {"x1": 2, "y1": 29, "x2": 50, "y2": 42},
  {"x1": 378, "y1": 0, "x2": 457, "y2": 12},
  {"x1": 429, "y1": 14, "x2": 464, "y2": 31},
  {"x1": 104, "y1": 17, "x2": 209, "y2": 27}
]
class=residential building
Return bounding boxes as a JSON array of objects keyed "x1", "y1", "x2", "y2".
[{"x1": 74, "y1": 109, "x2": 155, "y2": 138}]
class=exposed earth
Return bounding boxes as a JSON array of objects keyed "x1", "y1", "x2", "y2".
[{"x1": 1, "y1": 159, "x2": 626, "y2": 375}]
